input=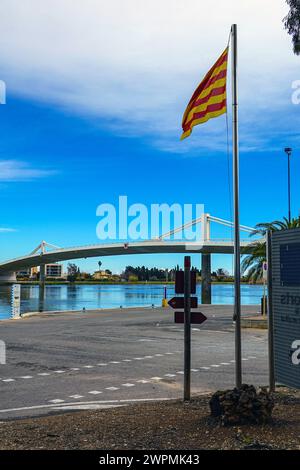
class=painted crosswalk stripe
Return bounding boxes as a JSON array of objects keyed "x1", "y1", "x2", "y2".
[
  {"x1": 136, "y1": 380, "x2": 150, "y2": 384},
  {"x1": 83, "y1": 365, "x2": 95, "y2": 368},
  {"x1": 2, "y1": 379, "x2": 15, "y2": 382},
  {"x1": 106, "y1": 387, "x2": 119, "y2": 391},
  {"x1": 69, "y1": 395, "x2": 84, "y2": 399},
  {"x1": 151, "y1": 377, "x2": 162, "y2": 380},
  {"x1": 49, "y1": 399, "x2": 65, "y2": 404},
  {"x1": 97, "y1": 363, "x2": 107, "y2": 366},
  {"x1": 54, "y1": 371, "x2": 65, "y2": 374},
  {"x1": 191, "y1": 369, "x2": 199, "y2": 372},
  {"x1": 70, "y1": 368, "x2": 80, "y2": 371},
  {"x1": 122, "y1": 359, "x2": 132, "y2": 362},
  {"x1": 200, "y1": 367, "x2": 210, "y2": 370},
  {"x1": 176, "y1": 371, "x2": 184, "y2": 375},
  {"x1": 88, "y1": 391, "x2": 102, "y2": 395},
  {"x1": 122, "y1": 383, "x2": 135, "y2": 387},
  {"x1": 38, "y1": 373, "x2": 51, "y2": 376},
  {"x1": 164, "y1": 374, "x2": 176, "y2": 377},
  {"x1": 220, "y1": 362, "x2": 230, "y2": 365},
  {"x1": 211, "y1": 365, "x2": 220, "y2": 368},
  {"x1": 20, "y1": 376, "x2": 33, "y2": 379},
  {"x1": 110, "y1": 361, "x2": 121, "y2": 364}
]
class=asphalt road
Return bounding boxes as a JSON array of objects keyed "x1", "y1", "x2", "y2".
[{"x1": 0, "y1": 305, "x2": 267, "y2": 420}]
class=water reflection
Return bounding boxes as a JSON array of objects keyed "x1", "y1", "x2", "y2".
[{"x1": 0, "y1": 283, "x2": 264, "y2": 320}]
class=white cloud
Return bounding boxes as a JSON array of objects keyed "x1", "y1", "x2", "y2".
[
  {"x1": 0, "y1": 160, "x2": 55, "y2": 181},
  {"x1": 0, "y1": 0, "x2": 297, "y2": 152},
  {"x1": 0, "y1": 228, "x2": 16, "y2": 233}
]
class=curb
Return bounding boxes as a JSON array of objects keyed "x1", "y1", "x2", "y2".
[{"x1": 241, "y1": 316, "x2": 267, "y2": 329}]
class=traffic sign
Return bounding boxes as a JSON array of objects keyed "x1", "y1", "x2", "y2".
[
  {"x1": 175, "y1": 311, "x2": 207, "y2": 325},
  {"x1": 168, "y1": 296, "x2": 198, "y2": 309}
]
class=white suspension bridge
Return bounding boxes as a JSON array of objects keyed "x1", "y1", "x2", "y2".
[{"x1": 0, "y1": 214, "x2": 258, "y2": 303}]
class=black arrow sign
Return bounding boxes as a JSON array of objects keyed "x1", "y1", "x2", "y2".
[
  {"x1": 174, "y1": 311, "x2": 207, "y2": 325},
  {"x1": 168, "y1": 296, "x2": 198, "y2": 309}
]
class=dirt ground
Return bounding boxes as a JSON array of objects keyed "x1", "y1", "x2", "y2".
[{"x1": 1, "y1": 388, "x2": 300, "y2": 450}]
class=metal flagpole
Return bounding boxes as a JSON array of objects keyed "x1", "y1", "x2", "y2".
[{"x1": 231, "y1": 24, "x2": 242, "y2": 388}]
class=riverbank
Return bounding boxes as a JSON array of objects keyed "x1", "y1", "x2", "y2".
[
  {"x1": 13, "y1": 280, "x2": 262, "y2": 285},
  {"x1": 0, "y1": 389, "x2": 299, "y2": 450},
  {"x1": 0, "y1": 283, "x2": 264, "y2": 320}
]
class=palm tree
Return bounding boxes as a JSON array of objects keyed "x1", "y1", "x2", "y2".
[{"x1": 241, "y1": 217, "x2": 300, "y2": 283}]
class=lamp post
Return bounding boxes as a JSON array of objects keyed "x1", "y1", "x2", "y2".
[{"x1": 284, "y1": 147, "x2": 292, "y2": 223}]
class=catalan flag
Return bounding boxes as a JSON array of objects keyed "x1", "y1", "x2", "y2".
[{"x1": 181, "y1": 47, "x2": 229, "y2": 140}]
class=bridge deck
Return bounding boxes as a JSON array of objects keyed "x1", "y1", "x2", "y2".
[{"x1": 0, "y1": 239, "x2": 255, "y2": 272}]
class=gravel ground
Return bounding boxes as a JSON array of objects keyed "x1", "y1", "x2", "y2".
[{"x1": 0, "y1": 388, "x2": 300, "y2": 450}]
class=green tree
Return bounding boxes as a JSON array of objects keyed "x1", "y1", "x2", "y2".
[
  {"x1": 241, "y1": 216, "x2": 300, "y2": 282},
  {"x1": 67, "y1": 263, "x2": 80, "y2": 283},
  {"x1": 283, "y1": 1, "x2": 300, "y2": 54}
]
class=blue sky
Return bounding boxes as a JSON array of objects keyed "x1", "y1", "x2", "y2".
[{"x1": 0, "y1": 0, "x2": 300, "y2": 274}]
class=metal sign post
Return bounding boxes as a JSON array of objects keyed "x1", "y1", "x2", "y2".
[
  {"x1": 172, "y1": 260, "x2": 207, "y2": 401},
  {"x1": 184, "y1": 256, "x2": 191, "y2": 401}
]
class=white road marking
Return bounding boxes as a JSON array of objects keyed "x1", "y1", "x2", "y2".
[
  {"x1": 248, "y1": 356, "x2": 257, "y2": 359},
  {"x1": 210, "y1": 365, "x2": 220, "y2": 368},
  {"x1": 176, "y1": 371, "x2": 184, "y2": 375},
  {"x1": 122, "y1": 359, "x2": 132, "y2": 362},
  {"x1": 48, "y1": 399, "x2": 65, "y2": 404},
  {"x1": 97, "y1": 363, "x2": 107, "y2": 366},
  {"x1": 134, "y1": 358, "x2": 143, "y2": 360},
  {"x1": 230, "y1": 360, "x2": 235, "y2": 363},
  {"x1": 69, "y1": 395, "x2": 84, "y2": 399},
  {"x1": 242, "y1": 358, "x2": 249, "y2": 361},
  {"x1": 155, "y1": 354, "x2": 163, "y2": 357},
  {"x1": 165, "y1": 352, "x2": 173, "y2": 355},
  {"x1": 191, "y1": 369, "x2": 199, "y2": 372},
  {"x1": 54, "y1": 371, "x2": 65, "y2": 374},
  {"x1": 151, "y1": 377, "x2": 162, "y2": 380},
  {"x1": 106, "y1": 387, "x2": 119, "y2": 391},
  {"x1": 110, "y1": 361, "x2": 120, "y2": 364},
  {"x1": 2, "y1": 379, "x2": 15, "y2": 382},
  {"x1": 122, "y1": 383, "x2": 135, "y2": 387},
  {"x1": 38, "y1": 373, "x2": 51, "y2": 376},
  {"x1": 0, "y1": 398, "x2": 172, "y2": 414},
  {"x1": 136, "y1": 380, "x2": 150, "y2": 384},
  {"x1": 88, "y1": 391, "x2": 103, "y2": 395},
  {"x1": 164, "y1": 374, "x2": 176, "y2": 377},
  {"x1": 220, "y1": 362, "x2": 230, "y2": 365},
  {"x1": 83, "y1": 365, "x2": 95, "y2": 368},
  {"x1": 19, "y1": 376, "x2": 33, "y2": 379},
  {"x1": 70, "y1": 368, "x2": 80, "y2": 371},
  {"x1": 200, "y1": 367, "x2": 210, "y2": 370}
]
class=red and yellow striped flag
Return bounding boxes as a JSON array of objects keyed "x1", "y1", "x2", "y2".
[{"x1": 181, "y1": 47, "x2": 228, "y2": 140}]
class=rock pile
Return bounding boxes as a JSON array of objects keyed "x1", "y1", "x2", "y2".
[{"x1": 209, "y1": 384, "x2": 274, "y2": 426}]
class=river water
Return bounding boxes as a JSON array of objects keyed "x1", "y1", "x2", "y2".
[{"x1": 0, "y1": 283, "x2": 264, "y2": 320}]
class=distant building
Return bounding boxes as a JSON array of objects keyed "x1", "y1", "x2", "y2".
[
  {"x1": 93, "y1": 270, "x2": 112, "y2": 280},
  {"x1": 45, "y1": 264, "x2": 63, "y2": 278},
  {"x1": 16, "y1": 268, "x2": 31, "y2": 278}
]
